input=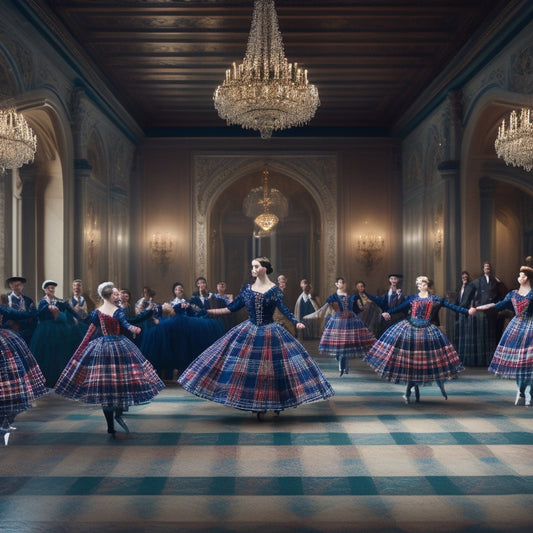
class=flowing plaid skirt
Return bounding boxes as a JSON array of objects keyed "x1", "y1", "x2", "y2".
[
  {"x1": 363, "y1": 319, "x2": 464, "y2": 384},
  {"x1": 55, "y1": 335, "x2": 165, "y2": 409},
  {"x1": 488, "y1": 314, "x2": 533, "y2": 381},
  {"x1": 0, "y1": 329, "x2": 47, "y2": 416},
  {"x1": 178, "y1": 320, "x2": 334, "y2": 412},
  {"x1": 319, "y1": 310, "x2": 376, "y2": 358}
]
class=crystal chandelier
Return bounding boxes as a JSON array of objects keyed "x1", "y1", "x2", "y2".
[
  {"x1": 213, "y1": 0, "x2": 319, "y2": 139},
  {"x1": 494, "y1": 108, "x2": 533, "y2": 172},
  {"x1": 254, "y1": 169, "x2": 279, "y2": 232},
  {"x1": 0, "y1": 107, "x2": 37, "y2": 172}
]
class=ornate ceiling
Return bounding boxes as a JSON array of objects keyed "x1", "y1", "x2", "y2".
[{"x1": 26, "y1": 0, "x2": 522, "y2": 136}]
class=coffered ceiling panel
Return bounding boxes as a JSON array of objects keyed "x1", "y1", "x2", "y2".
[{"x1": 29, "y1": 0, "x2": 517, "y2": 135}]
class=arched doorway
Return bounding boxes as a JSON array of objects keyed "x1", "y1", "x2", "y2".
[
  {"x1": 210, "y1": 170, "x2": 321, "y2": 309},
  {"x1": 462, "y1": 93, "x2": 533, "y2": 287},
  {"x1": 192, "y1": 153, "x2": 338, "y2": 303}
]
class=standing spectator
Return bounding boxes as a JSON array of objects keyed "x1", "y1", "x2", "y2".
[
  {"x1": 4, "y1": 276, "x2": 36, "y2": 343},
  {"x1": 454, "y1": 271, "x2": 479, "y2": 365},
  {"x1": 30, "y1": 281, "x2": 84, "y2": 385},
  {"x1": 472, "y1": 262, "x2": 505, "y2": 365},
  {"x1": 294, "y1": 278, "x2": 321, "y2": 339},
  {"x1": 370, "y1": 274, "x2": 408, "y2": 334}
]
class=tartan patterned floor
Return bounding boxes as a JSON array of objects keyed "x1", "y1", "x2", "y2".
[{"x1": 1, "y1": 341, "x2": 532, "y2": 532}]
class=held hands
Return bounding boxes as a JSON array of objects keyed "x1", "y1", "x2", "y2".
[
  {"x1": 129, "y1": 325, "x2": 141, "y2": 335},
  {"x1": 49, "y1": 305, "x2": 60, "y2": 320},
  {"x1": 296, "y1": 322, "x2": 306, "y2": 330},
  {"x1": 468, "y1": 307, "x2": 477, "y2": 316},
  {"x1": 382, "y1": 312, "x2": 391, "y2": 321}
]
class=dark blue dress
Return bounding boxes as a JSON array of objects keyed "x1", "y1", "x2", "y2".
[
  {"x1": 30, "y1": 298, "x2": 84, "y2": 386},
  {"x1": 178, "y1": 285, "x2": 334, "y2": 412},
  {"x1": 141, "y1": 300, "x2": 224, "y2": 376}
]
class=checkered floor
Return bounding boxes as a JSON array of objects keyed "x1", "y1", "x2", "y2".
[{"x1": 1, "y1": 341, "x2": 532, "y2": 533}]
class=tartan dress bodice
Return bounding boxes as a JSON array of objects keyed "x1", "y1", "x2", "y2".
[{"x1": 228, "y1": 285, "x2": 297, "y2": 326}]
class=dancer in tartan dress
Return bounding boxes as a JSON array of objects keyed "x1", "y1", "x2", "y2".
[
  {"x1": 473, "y1": 266, "x2": 533, "y2": 406},
  {"x1": 0, "y1": 305, "x2": 47, "y2": 445},
  {"x1": 364, "y1": 275, "x2": 468, "y2": 403},
  {"x1": 55, "y1": 282, "x2": 165, "y2": 436},
  {"x1": 178, "y1": 257, "x2": 334, "y2": 418},
  {"x1": 319, "y1": 277, "x2": 376, "y2": 376}
]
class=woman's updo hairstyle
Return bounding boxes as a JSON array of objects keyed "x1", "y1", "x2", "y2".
[
  {"x1": 98, "y1": 281, "x2": 115, "y2": 300},
  {"x1": 519, "y1": 265, "x2": 533, "y2": 282},
  {"x1": 255, "y1": 257, "x2": 273, "y2": 274},
  {"x1": 416, "y1": 275, "x2": 429, "y2": 285}
]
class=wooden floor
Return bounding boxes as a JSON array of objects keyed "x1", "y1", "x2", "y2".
[{"x1": 1, "y1": 341, "x2": 533, "y2": 533}]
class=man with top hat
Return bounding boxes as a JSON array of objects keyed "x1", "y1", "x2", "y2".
[{"x1": 4, "y1": 276, "x2": 36, "y2": 343}]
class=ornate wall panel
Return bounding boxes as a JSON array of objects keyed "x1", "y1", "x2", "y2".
[{"x1": 192, "y1": 153, "x2": 337, "y2": 291}]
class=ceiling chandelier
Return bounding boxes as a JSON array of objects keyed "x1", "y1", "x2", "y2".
[
  {"x1": 254, "y1": 169, "x2": 279, "y2": 232},
  {"x1": 0, "y1": 107, "x2": 37, "y2": 172},
  {"x1": 494, "y1": 108, "x2": 533, "y2": 172},
  {"x1": 213, "y1": 0, "x2": 319, "y2": 139}
]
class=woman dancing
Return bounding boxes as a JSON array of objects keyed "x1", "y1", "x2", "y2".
[
  {"x1": 178, "y1": 257, "x2": 334, "y2": 418},
  {"x1": 319, "y1": 277, "x2": 377, "y2": 376},
  {"x1": 473, "y1": 265, "x2": 533, "y2": 405},
  {"x1": 55, "y1": 282, "x2": 165, "y2": 436},
  {"x1": 364, "y1": 275, "x2": 468, "y2": 403},
  {"x1": 0, "y1": 304, "x2": 47, "y2": 445}
]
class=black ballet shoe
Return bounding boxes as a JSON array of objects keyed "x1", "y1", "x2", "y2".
[
  {"x1": 255, "y1": 411, "x2": 266, "y2": 421},
  {"x1": 415, "y1": 386, "x2": 420, "y2": 403},
  {"x1": 115, "y1": 415, "x2": 130, "y2": 434},
  {"x1": 274, "y1": 410, "x2": 281, "y2": 416},
  {"x1": 441, "y1": 389, "x2": 448, "y2": 400},
  {"x1": 339, "y1": 369, "x2": 344, "y2": 377}
]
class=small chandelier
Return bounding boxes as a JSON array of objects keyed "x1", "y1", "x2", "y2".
[
  {"x1": 254, "y1": 169, "x2": 279, "y2": 232},
  {"x1": 0, "y1": 107, "x2": 37, "y2": 172},
  {"x1": 494, "y1": 108, "x2": 533, "y2": 172},
  {"x1": 213, "y1": 0, "x2": 319, "y2": 139}
]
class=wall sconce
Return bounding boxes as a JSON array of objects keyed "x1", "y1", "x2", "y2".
[
  {"x1": 356, "y1": 232, "x2": 385, "y2": 272},
  {"x1": 150, "y1": 232, "x2": 174, "y2": 264}
]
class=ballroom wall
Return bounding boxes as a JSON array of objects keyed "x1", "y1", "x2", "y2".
[
  {"x1": 1, "y1": 1, "x2": 533, "y2": 312},
  {"x1": 135, "y1": 137, "x2": 401, "y2": 305}
]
